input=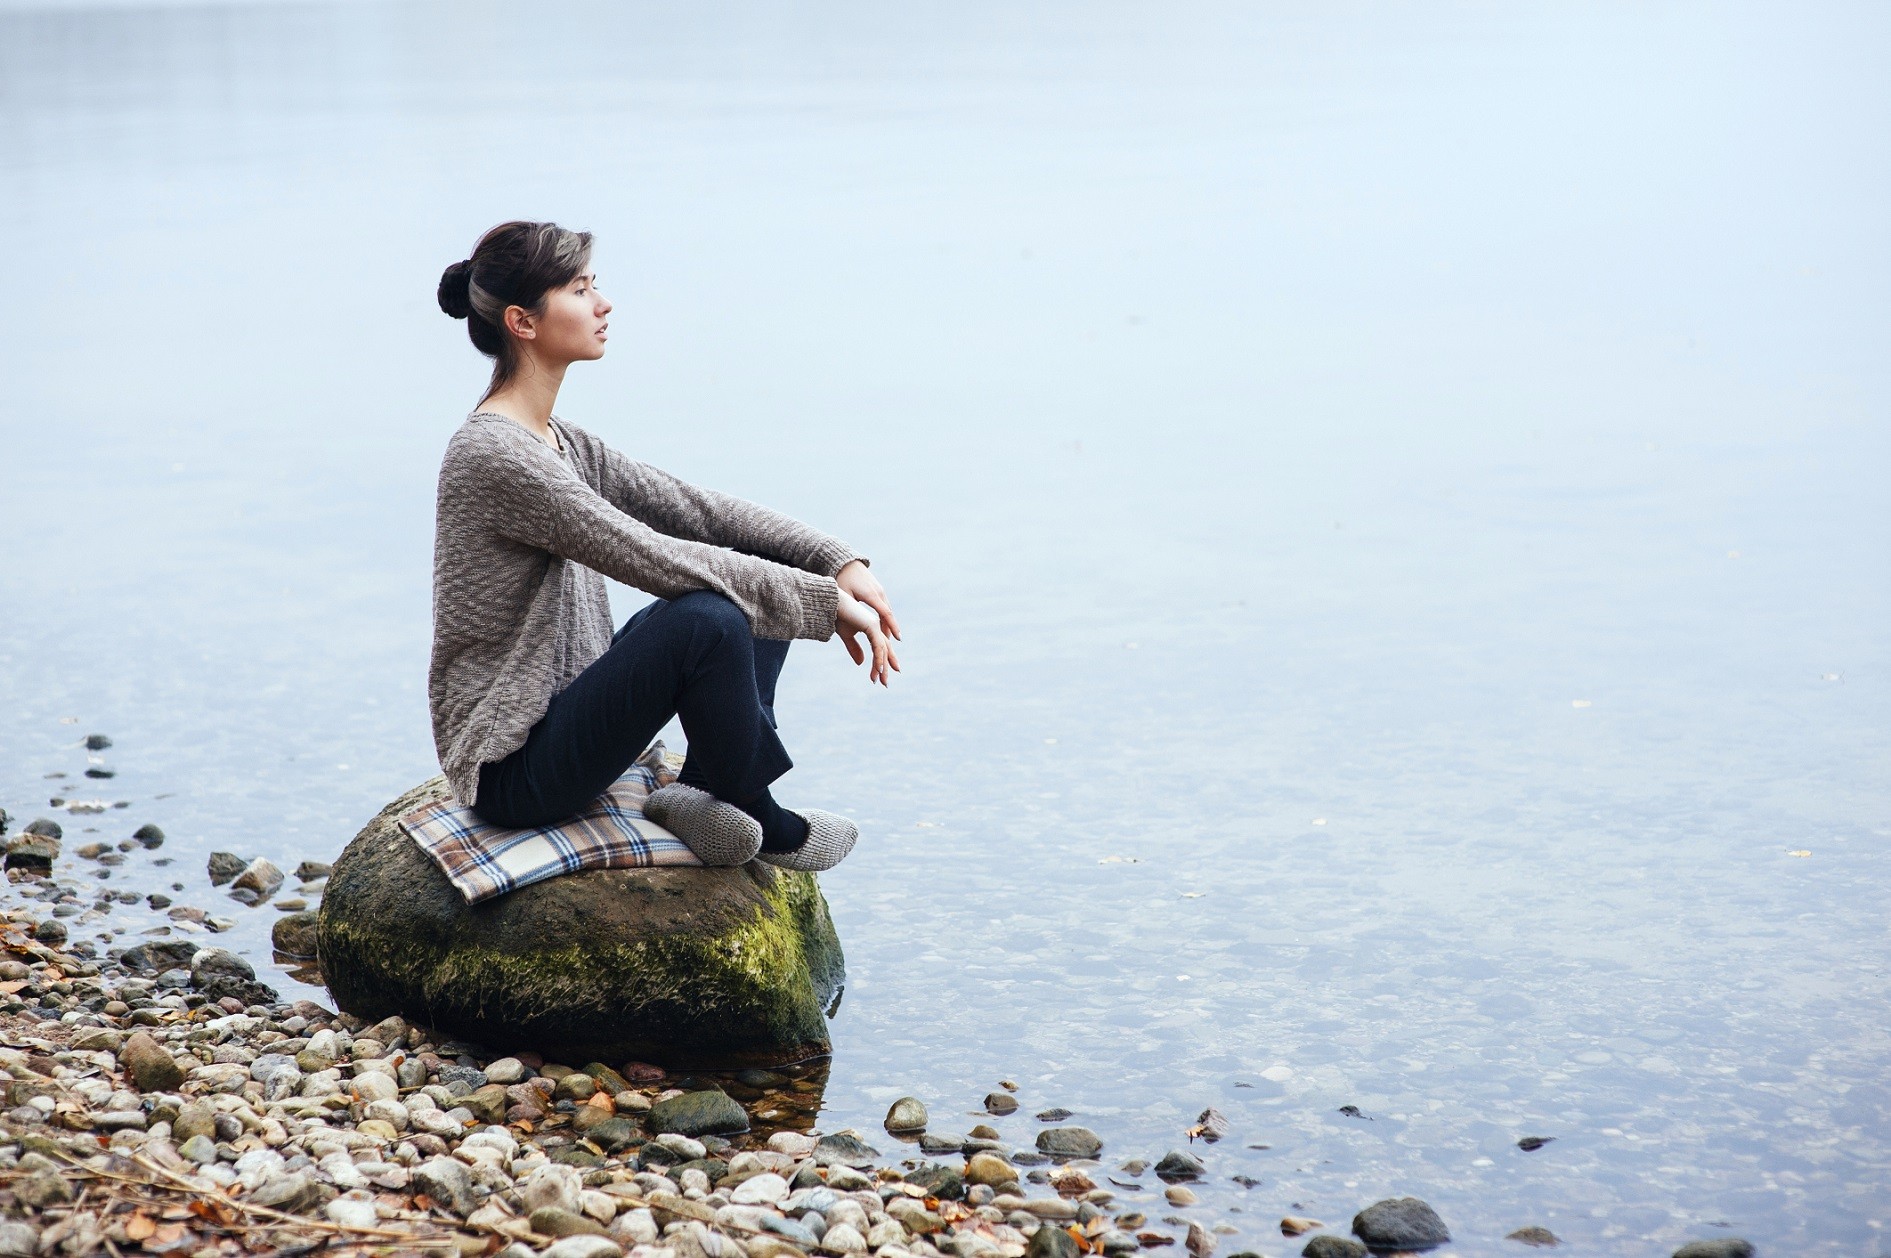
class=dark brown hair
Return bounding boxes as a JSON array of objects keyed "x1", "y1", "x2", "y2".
[{"x1": 437, "y1": 221, "x2": 594, "y2": 402}]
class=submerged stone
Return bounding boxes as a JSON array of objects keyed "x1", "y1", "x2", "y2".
[
  {"x1": 317, "y1": 775, "x2": 846, "y2": 1067},
  {"x1": 1352, "y1": 1197, "x2": 1449, "y2": 1251}
]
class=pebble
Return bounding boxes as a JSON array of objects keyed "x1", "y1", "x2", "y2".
[
  {"x1": 1165, "y1": 1185, "x2": 1198, "y2": 1206},
  {"x1": 1672, "y1": 1243, "x2": 1755, "y2": 1258},
  {"x1": 885, "y1": 1095, "x2": 929, "y2": 1132},
  {"x1": 1154, "y1": 1150, "x2": 1205, "y2": 1182},
  {"x1": 985, "y1": 1091, "x2": 1020, "y2": 1115},
  {"x1": 1036, "y1": 1126, "x2": 1104, "y2": 1159},
  {"x1": 1301, "y1": 1239, "x2": 1366, "y2": 1258}
]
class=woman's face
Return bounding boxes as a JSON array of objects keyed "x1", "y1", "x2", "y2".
[{"x1": 520, "y1": 266, "x2": 611, "y2": 365}]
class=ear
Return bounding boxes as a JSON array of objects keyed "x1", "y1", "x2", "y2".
[{"x1": 504, "y1": 305, "x2": 537, "y2": 340}]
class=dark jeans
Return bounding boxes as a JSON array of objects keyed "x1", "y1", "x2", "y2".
[{"x1": 473, "y1": 590, "x2": 793, "y2": 830}]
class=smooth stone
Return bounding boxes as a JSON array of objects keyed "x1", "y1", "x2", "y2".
[
  {"x1": 885, "y1": 1096, "x2": 928, "y2": 1133},
  {"x1": 730, "y1": 1172, "x2": 790, "y2": 1205},
  {"x1": 650, "y1": 1091, "x2": 750, "y2": 1137},
  {"x1": 918, "y1": 1132, "x2": 967, "y2": 1154},
  {"x1": 984, "y1": 1092, "x2": 1020, "y2": 1115},
  {"x1": 1165, "y1": 1186, "x2": 1197, "y2": 1206},
  {"x1": 1027, "y1": 1223, "x2": 1080, "y2": 1258},
  {"x1": 0, "y1": 1223, "x2": 38, "y2": 1258},
  {"x1": 120, "y1": 1032, "x2": 187, "y2": 1092},
  {"x1": 539, "y1": 1238, "x2": 626, "y2": 1258},
  {"x1": 531, "y1": 1206, "x2": 609, "y2": 1238},
  {"x1": 326, "y1": 1196, "x2": 379, "y2": 1228},
  {"x1": 233, "y1": 857, "x2": 285, "y2": 898},
  {"x1": 1301, "y1": 1238, "x2": 1367, "y2": 1258},
  {"x1": 484, "y1": 1056, "x2": 527, "y2": 1085},
  {"x1": 1352, "y1": 1198, "x2": 1449, "y2": 1251},
  {"x1": 415, "y1": 1156, "x2": 478, "y2": 1215},
  {"x1": 1036, "y1": 1127, "x2": 1103, "y2": 1159},
  {"x1": 179, "y1": 1134, "x2": 219, "y2": 1164},
  {"x1": 964, "y1": 1152, "x2": 1018, "y2": 1188},
  {"x1": 1505, "y1": 1228, "x2": 1560, "y2": 1248},
  {"x1": 318, "y1": 777, "x2": 845, "y2": 1066},
  {"x1": 272, "y1": 912, "x2": 320, "y2": 958},
  {"x1": 904, "y1": 1163, "x2": 964, "y2": 1201},
  {"x1": 1154, "y1": 1151, "x2": 1205, "y2": 1182},
  {"x1": 588, "y1": 1117, "x2": 642, "y2": 1153},
  {"x1": 1672, "y1": 1244, "x2": 1754, "y2": 1258},
  {"x1": 463, "y1": 1084, "x2": 511, "y2": 1125}
]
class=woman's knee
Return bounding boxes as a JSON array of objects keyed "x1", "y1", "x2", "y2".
[{"x1": 669, "y1": 589, "x2": 751, "y2": 635}]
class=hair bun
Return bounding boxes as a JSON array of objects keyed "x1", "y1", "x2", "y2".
[{"x1": 437, "y1": 259, "x2": 474, "y2": 319}]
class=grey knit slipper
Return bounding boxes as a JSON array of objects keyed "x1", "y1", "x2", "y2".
[
  {"x1": 756, "y1": 809, "x2": 858, "y2": 872},
  {"x1": 643, "y1": 783, "x2": 763, "y2": 867}
]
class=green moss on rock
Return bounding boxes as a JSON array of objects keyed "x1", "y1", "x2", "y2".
[{"x1": 317, "y1": 775, "x2": 844, "y2": 1067}]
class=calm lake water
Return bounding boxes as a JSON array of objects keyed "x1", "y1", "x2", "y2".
[{"x1": 2, "y1": 1, "x2": 1888, "y2": 1251}]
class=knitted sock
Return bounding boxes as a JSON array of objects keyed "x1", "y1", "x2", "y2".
[
  {"x1": 740, "y1": 789, "x2": 810, "y2": 854},
  {"x1": 756, "y1": 809, "x2": 858, "y2": 872},
  {"x1": 643, "y1": 783, "x2": 762, "y2": 866}
]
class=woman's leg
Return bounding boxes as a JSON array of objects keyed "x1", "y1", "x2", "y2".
[{"x1": 474, "y1": 591, "x2": 792, "y2": 830}]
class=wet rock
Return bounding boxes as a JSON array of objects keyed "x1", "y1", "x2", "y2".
[
  {"x1": 134, "y1": 824, "x2": 165, "y2": 848},
  {"x1": 1517, "y1": 1136, "x2": 1554, "y2": 1152},
  {"x1": 588, "y1": 1117, "x2": 642, "y2": 1153},
  {"x1": 295, "y1": 860, "x2": 334, "y2": 881},
  {"x1": 318, "y1": 777, "x2": 844, "y2": 1066},
  {"x1": 1301, "y1": 1240, "x2": 1367, "y2": 1258},
  {"x1": 86, "y1": 765, "x2": 116, "y2": 779},
  {"x1": 905, "y1": 1163, "x2": 965, "y2": 1201},
  {"x1": 1154, "y1": 1151, "x2": 1205, "y2": 1182},
  {"x1": 650, "y1": 1090, "x2": 750, "y2": 1136},
  {"x1": 272, "y1": 910, "x2": 320, "y2": 958},
  {"x1": 120, "y1": 1031, "x2": 186, "y2": 1092},
  {"x1": 885, "y1": 1096, "x2": 928, "y2": 1133},
  {"x1": 1352, "y1": 1198, "x2": 1449, "y2": 1251},
  {"x1": 191, "y1": 946, "x2": 254, "y2": 985},
  {"x1": 1506, "y1": 1228, "x2": 1560, "y2": 1248},
  {"x1": 207, "y1": 851, "x2": 247, "y2": 884},
  {"x1": 233, "y1": 857, "x2": 284, "y2": 898},
  {"x1": 1037, "y1": 1127, "x2": 1103, "y2": 1159},
  {"x1": 120, "y1": 938, "x2": 198, "y2": 974},
  {"x1": 1028, "y1": 1222, "x2": 1080, "y2": 1258},
  {"x1": 919, "y1": 1130, "x2": 967, "y2": 1154},
  {"x1": 965, "y1": 1152, "x2": 1017, "y2": 1187},
  {"x1": 556, "y1": 1072, "x2": 598, "y2": 1102},
  {"x1": 85, "y1": 733, "x2": 112, "y2": 750},
  {"x1": 1671, "y1": 1243, "x2": 1754, "y2": 1258},
  {"x1": 23, "y1": 818, "x2": 62, "y2": 838},
  {"x1": 32, "y1": 919, "x2": 67, "y2": 946},
  {"x1": 985, "y1": 1091, "x2": 1020, "y2": 1115},
  {"x1": 1037, "y1": 1108, "x2": 1073, "y2": 1121},
  {"x1": 812, "y1": 1129, "x2": 880, "y2": 1167},
  {"x1": 4, "y1": 834, "x2": 59, "y2": 871},
  {"x1": 483, "y1": 1056, "x2": 526, "y2": 1085}
]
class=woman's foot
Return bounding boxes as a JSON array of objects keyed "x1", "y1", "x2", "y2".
[
  {"x1": 755, "y1": 809, "x2": 858, "y2": 872},
  {"x1": 643, "y1": 783, "x2": 763, "y2": 866}
]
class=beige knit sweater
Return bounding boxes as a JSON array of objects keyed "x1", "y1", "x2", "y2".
[{"x1": 429, "y1": 412, "x2": 860, "y2": 806}]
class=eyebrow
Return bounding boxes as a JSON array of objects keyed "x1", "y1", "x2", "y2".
[{"x1": 574, "y1": 272, "x2": 595, "y2": 286}]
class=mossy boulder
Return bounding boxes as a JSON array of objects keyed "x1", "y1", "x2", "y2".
[{"x1": 317, "y1": 775, "x2": 845, "y2": 1067}]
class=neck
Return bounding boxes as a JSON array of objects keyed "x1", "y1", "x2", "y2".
[{"x1": 480, "y1": 356, "x2": 568, "y2": 443}]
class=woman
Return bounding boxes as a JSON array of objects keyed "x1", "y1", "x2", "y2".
[{"x1": 430, "y1": 220, "x2": 898, "y2": 871}]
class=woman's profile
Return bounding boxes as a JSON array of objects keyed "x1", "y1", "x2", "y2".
[{"x1": 429, "y1": 219, "x2": 897, "y2": 871}]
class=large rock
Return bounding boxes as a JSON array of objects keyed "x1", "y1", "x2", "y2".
[{"x1": 317, "y1": 776, "x2": 846, "y2": 1067}]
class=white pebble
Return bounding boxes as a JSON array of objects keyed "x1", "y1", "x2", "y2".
[{"x1": 729, "y1": 1173, "x2": 789, "y2": 1206}]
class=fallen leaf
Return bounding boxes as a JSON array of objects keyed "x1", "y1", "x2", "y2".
[
  {"x1": 125, "y1": 1214, "x2": 157, "y2": 1241},
  {"x1": 0, "y1": 980, "x2": 28, "y2": 995},
  {"x1": 1280, "y1": 1216, "x2": 1322, "y2": 1236},
  {"x1": 587, "y1": 1091, "x2": 614, "y2": 1110},
  {"x1": 154, "y1": 1223, "x2": 188, "y2": 1244}
]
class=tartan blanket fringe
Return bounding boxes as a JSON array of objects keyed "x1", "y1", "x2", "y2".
[{"x1": 399, "y1": 741, "x2": 703, "y2": 905}]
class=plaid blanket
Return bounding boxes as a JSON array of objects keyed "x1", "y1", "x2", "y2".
[{"x1": 400, "y1": 741, "x2": 703, "y2": 904}]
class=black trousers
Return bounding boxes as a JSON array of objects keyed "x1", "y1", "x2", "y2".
[{"x1": 473, "y1": 590, "x2": 792, "y2": 830}]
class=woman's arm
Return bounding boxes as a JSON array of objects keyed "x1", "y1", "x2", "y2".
[
  {"x1": 587, "y1": 438, "x2": 859, "y2": 577},
  {"x1": 453, "y1": 426, "x2": 839, "y2": 642}
]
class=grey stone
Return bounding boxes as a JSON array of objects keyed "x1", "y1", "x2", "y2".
[
  {"x1": 270, "y1": 908, "x2": 317, "y2": 957},
  {"x1": 1672, "y1": 1243, "x2": 1754, "y2": 1258},
  {"x1": 15, "y1": 1171, "x2": 74, "y2": 1208},
  {"x1": 1153, "y1": 1150, "x2": 1205, "y2": 1182},
  {"x1": 1028, "y1": 1223, "x2": 1079, "y2": 1258},
  {"x1": 207, "y1": 851, "x2": 248, "y2": 885},
  {"x1": 318, "y1": 777, "x2": 844, "y2": 1067},
  {"x1": 885, "y1": 1096, "x2": 928, "y2": 1132},
  {"x1": 0, "y1": 1222, "x2": 40, "y2": 1258},
  {"x1": 191, "y1": 947, "x2": 254, "y2": 985},
  {"x1": 31, "y1": 919, "x2": 65, "y2": 946},
  {"x1": 414, "y1": 1156, "x2": 478, "y2": 1216},
  {"x1": 23, "y1": 818, "x2": 62, "y2": 839},
  {"x1": 119, "y1": 939, "x2": 198, "y2": 975},
  {"x1": 1035, "y1": 1127, "x2": 1103, "y2": 1159},
  {"x1": 134, "y1": 824, "x2": 165, "y2": 848},
  {"x1": 812, "y1": 1129, "x2": 880, "y2": 1168},
  {"x1": 3, "y1": 835, "x2": 58, "y2": 871},
  {"x1": 532, "y1": 1206, "x2": 610, "y2": 1238},
  {"x1": 483, "y1": 1056, "x2": 526, "y2": 1085},
  {"x1": 587, "y1": 1117, "x2": 642, "y2": 1153},
  {"x1": 649, "y1": 1090, "x2": 750, "y2": 1137},
  {"x1": 904, "y1": 1163, "x2": 964, "y2": 1201},
  {"x1": 984, "y1": 1091, "x2": 1019, "y2": 1115},
  {"x1": 1352, "y1": 1197, "x2": 1449, "y2": 1251},
  {"x1": 540, "y1": 1238, "x2": 626, "y2": 1258},
  {"x1": 179, "y1": 1134, "x2": 219, "y2": 1164},
  {"x1": 1301, "y1": 1240, "x2": 1367, "y2": 1258},
  {"x1": 250, "y1": 1171, "x2": 329, "y2": 1215}
]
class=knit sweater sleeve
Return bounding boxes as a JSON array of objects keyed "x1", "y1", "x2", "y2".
[
  {"x1": 461, "y1": 422, "x2": 840, "y2": 642},
  {"x1": 573, "y1": 426, "x2": 864, "y2": 578}
]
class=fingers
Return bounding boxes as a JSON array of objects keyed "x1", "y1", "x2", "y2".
[
  {"x1": 861, "y1": 590, "x2": 902, "y2": 641},
  {"x1": 841, "y1": 626, "x2": 865, "y2": 666}
]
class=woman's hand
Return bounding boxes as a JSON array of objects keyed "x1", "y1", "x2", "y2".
[
  {"x1": 835, "y1": 586, "x2": 899, "y2": 686},
  {"x1": 836, "y1": 559, "x2": 900, "y2": 643}
]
